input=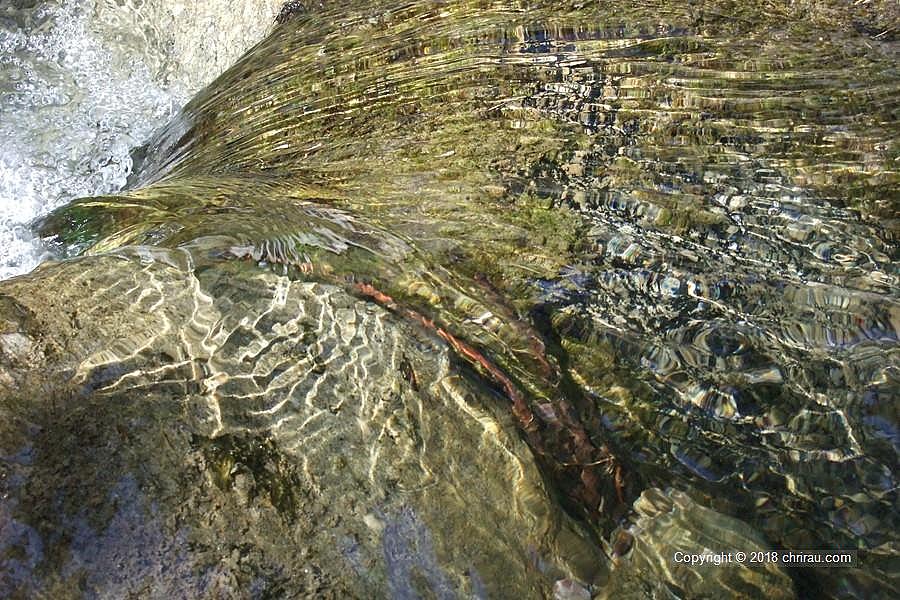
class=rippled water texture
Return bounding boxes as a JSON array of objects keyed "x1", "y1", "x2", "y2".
[{"x1": 3, "y1": 0, "x2": 899, "y2": 598}]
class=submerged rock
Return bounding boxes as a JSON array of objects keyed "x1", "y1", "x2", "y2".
[
  {"x1": 3, "y1": 0, "x2": 896, "y2": 597},
  {"x1": 599, "y1": 488, "x2": 794, "y2": 599},
  {"x1": 0, "y1": 249, "x2": 603, "y2": 597}
]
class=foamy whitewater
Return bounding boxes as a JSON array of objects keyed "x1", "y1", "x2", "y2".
[{"x1": 0, "y1": 0, "x2": 283, "y2": 279}]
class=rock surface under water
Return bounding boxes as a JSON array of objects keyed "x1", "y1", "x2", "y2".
[
  {"x1": 0, "y1": 249, "x2": 602, "y2": 597},
  {"x1": 3, "y1": 0, "x2": 899, "y2": 597}
]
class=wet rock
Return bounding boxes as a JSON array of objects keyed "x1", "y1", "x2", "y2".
[
  {"x1": 7, "y1": 1, "x2": 898, "y2": 597},
  {"x1": 275, "y1": 1, "x2": 308, "y2": 24},
  {"x1": 0, "y1": 250, "x2": 604, "y2": 598},
  {"x1": 597, "y1": 488, "x2": 795, "y2": 599},
  {"x1": 554, "y1": 577, "x2": 592, "y2": 600},
  {"x1": 0, "y1": 333, "x2": 32, "y2": 362}
]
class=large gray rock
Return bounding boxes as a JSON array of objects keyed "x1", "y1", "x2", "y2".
[{"x1": 0, "y1": 248, "x2": 603, "y2": 598}]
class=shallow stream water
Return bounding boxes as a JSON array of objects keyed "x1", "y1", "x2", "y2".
[
  {"x1": 0, "y1": 0, "x2": 283, "y2": 278},
  {"x1": 1, "y1": 1, "x2": 898, "y2": 598}
]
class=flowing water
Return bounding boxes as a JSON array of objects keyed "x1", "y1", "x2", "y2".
[
  {"x1": 0, "y1": 0, "x2": 284, "y2": 278},
  {"x1": 1, "y1": 1, "x2": 899, "y2": 598}
]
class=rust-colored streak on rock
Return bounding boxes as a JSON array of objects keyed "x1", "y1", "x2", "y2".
[{"x1": 354, "y1": 279, "x2": 629, "y2": 523}]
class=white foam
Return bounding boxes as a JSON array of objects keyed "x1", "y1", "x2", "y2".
[{"x1": 0, "y1": 0, "x2": 283, "y2": 280}]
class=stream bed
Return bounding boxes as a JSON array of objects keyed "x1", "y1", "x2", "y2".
[{"x1": 1, "y1": 1, "x2": 898, "y2": 598}]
